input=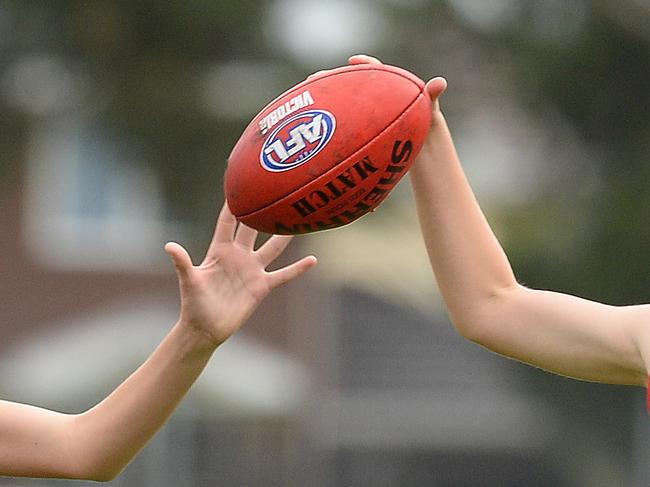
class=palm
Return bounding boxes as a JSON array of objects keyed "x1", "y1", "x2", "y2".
[{"x1": 165, "y1": 204, "x2": 316, "y2": 346}]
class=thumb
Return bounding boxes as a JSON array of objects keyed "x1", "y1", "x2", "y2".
[
  {"x1": 348, "y1": 54, "x2": 382, "y2": 65},
  {"x1": 164, "y1": 242, "x2": 194, "y2": 282},
  {"x1": 425, "y1": 76, "x2": 447, "y2": 111}
]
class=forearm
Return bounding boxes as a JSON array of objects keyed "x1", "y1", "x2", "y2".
[
  {"x1": 0, "y1": 321, "x2": 215, "y2": 480},
  {"x1": 409, "y1": 111, "x2": 518, "y2": 333},
  {"x1": 409, "y1": 111, "x2": 648, "y2": 384},
  {"x1": 0, "y1": 201, "x2": 312, "y2": 480},
  {"x1": 70, "y1": 320, "x2": 217, "y2": 480}
]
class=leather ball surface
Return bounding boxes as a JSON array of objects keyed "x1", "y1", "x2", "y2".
[{"x1": 225, "y1": 63, "x2": 432, "y2": 234}]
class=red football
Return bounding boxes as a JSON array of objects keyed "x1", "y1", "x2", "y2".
[{"x1": 225, "y1": 63, "x2": 432, "y2": 235}]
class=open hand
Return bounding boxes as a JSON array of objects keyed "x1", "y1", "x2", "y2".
[{"x1": 164, "y1": 203, "x2": 317, "y2": 347}]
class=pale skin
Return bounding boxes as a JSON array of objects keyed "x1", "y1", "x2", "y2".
[
  {"x1": 0, "y1": 202, "x2": 317, "y2": 480},
  {"x1": 351, "y1": 54, "x2": 650, "y2": 389}
]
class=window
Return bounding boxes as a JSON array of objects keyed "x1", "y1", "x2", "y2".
[{"x1": 23, "y1": 117, "x2": 183, "y2": 273}]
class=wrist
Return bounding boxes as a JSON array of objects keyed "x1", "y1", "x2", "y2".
[{"x1": 175, "y1": 318, "x2": 221, "y2": 355}]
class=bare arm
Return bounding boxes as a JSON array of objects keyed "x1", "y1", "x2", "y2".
[
  {"x1": 349, "y1": 54, "x2": 649, "y2": 387},
  {"x1": 410, "y1": 77, "x2": 649, "y2": 386},
  {"x1": 0, "y1": 203, "x2": 317, "y2": 480}
]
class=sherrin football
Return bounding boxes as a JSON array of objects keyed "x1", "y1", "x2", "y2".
[{"x1": 225, "y1": 63, "x2": 432, "y2": 234}]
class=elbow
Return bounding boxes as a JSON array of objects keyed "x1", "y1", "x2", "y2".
[
  {"x1": 94, "y1": 473, "x2": 121, "y2": 483},
  {"x1": 33, "y1": 414, "x2": 126, "y2": 482},
  {"x1": 86, "y1": 469, "x2": 122, "y2": 483},
  {"x1": 449, "y1": 311, "x2": 491, "y2": 345},
  {"x1": 63, "y1": 438, "x2": 126, "y2": 481},
  {"x1": 446, "y1": 284, "x2": 522, "y2": 345},
  {"x1": 63, "y1": 460, "x2": 123, "y2": 482},
  {"x1": 67, "y1": 462, "x2": 125, "y2": 483},
  {"x1": 63, "y1": 413, "x2": 131, "y2": 482}
]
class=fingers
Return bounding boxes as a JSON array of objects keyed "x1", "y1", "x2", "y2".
[
  {"x1": 425, "y1": 77, "x2": 448, "y2": 110},
  {"x1": 426, "y1": 77, "x2": 447, "y2": 98},
  {"x1": 206, "y1": 201, "x2": 238, "y2": 260},
  {"x1": 165, "y1": 242, "x2": 194, "y2": 282},
  {"x1": 267, "y1": 255, "x2": 318, "y2": 289},
  {"x1": 256, "y1": 235, "x2": 317, "y2": 287},
  {"x1": 309, "y1": 53, "x2": 382, "y2": 81},
  {"x1": 348, "y1": 54, "x2": 382, "y2": 65},
  {"x1": 306, "y1": 69, "x2": 330, "y2": 81},
  {"x1": 347, "y1": 54, "x2": 447, "y2": 110},
  {"x1": 214, "y1": 202, "x2": 238, "y2": 243},
  {"x1": 256, "y1": 234, "x2": 293, "y2": 266},
  {"x1": 235, "y1": 223, "x2": 258, "y2": 249}
]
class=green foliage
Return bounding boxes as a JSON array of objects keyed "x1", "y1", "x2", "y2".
[{"x1": 505, "y1": 6, "x2": 650, "y2": 304}]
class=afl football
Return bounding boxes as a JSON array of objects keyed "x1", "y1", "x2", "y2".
[{"x1": 225, "y1": 63, "x2": 432, "y2": 234}]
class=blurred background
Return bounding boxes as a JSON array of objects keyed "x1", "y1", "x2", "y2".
[{"x1": 1, "y1": 0, "x2": 650, "y2": 485}]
